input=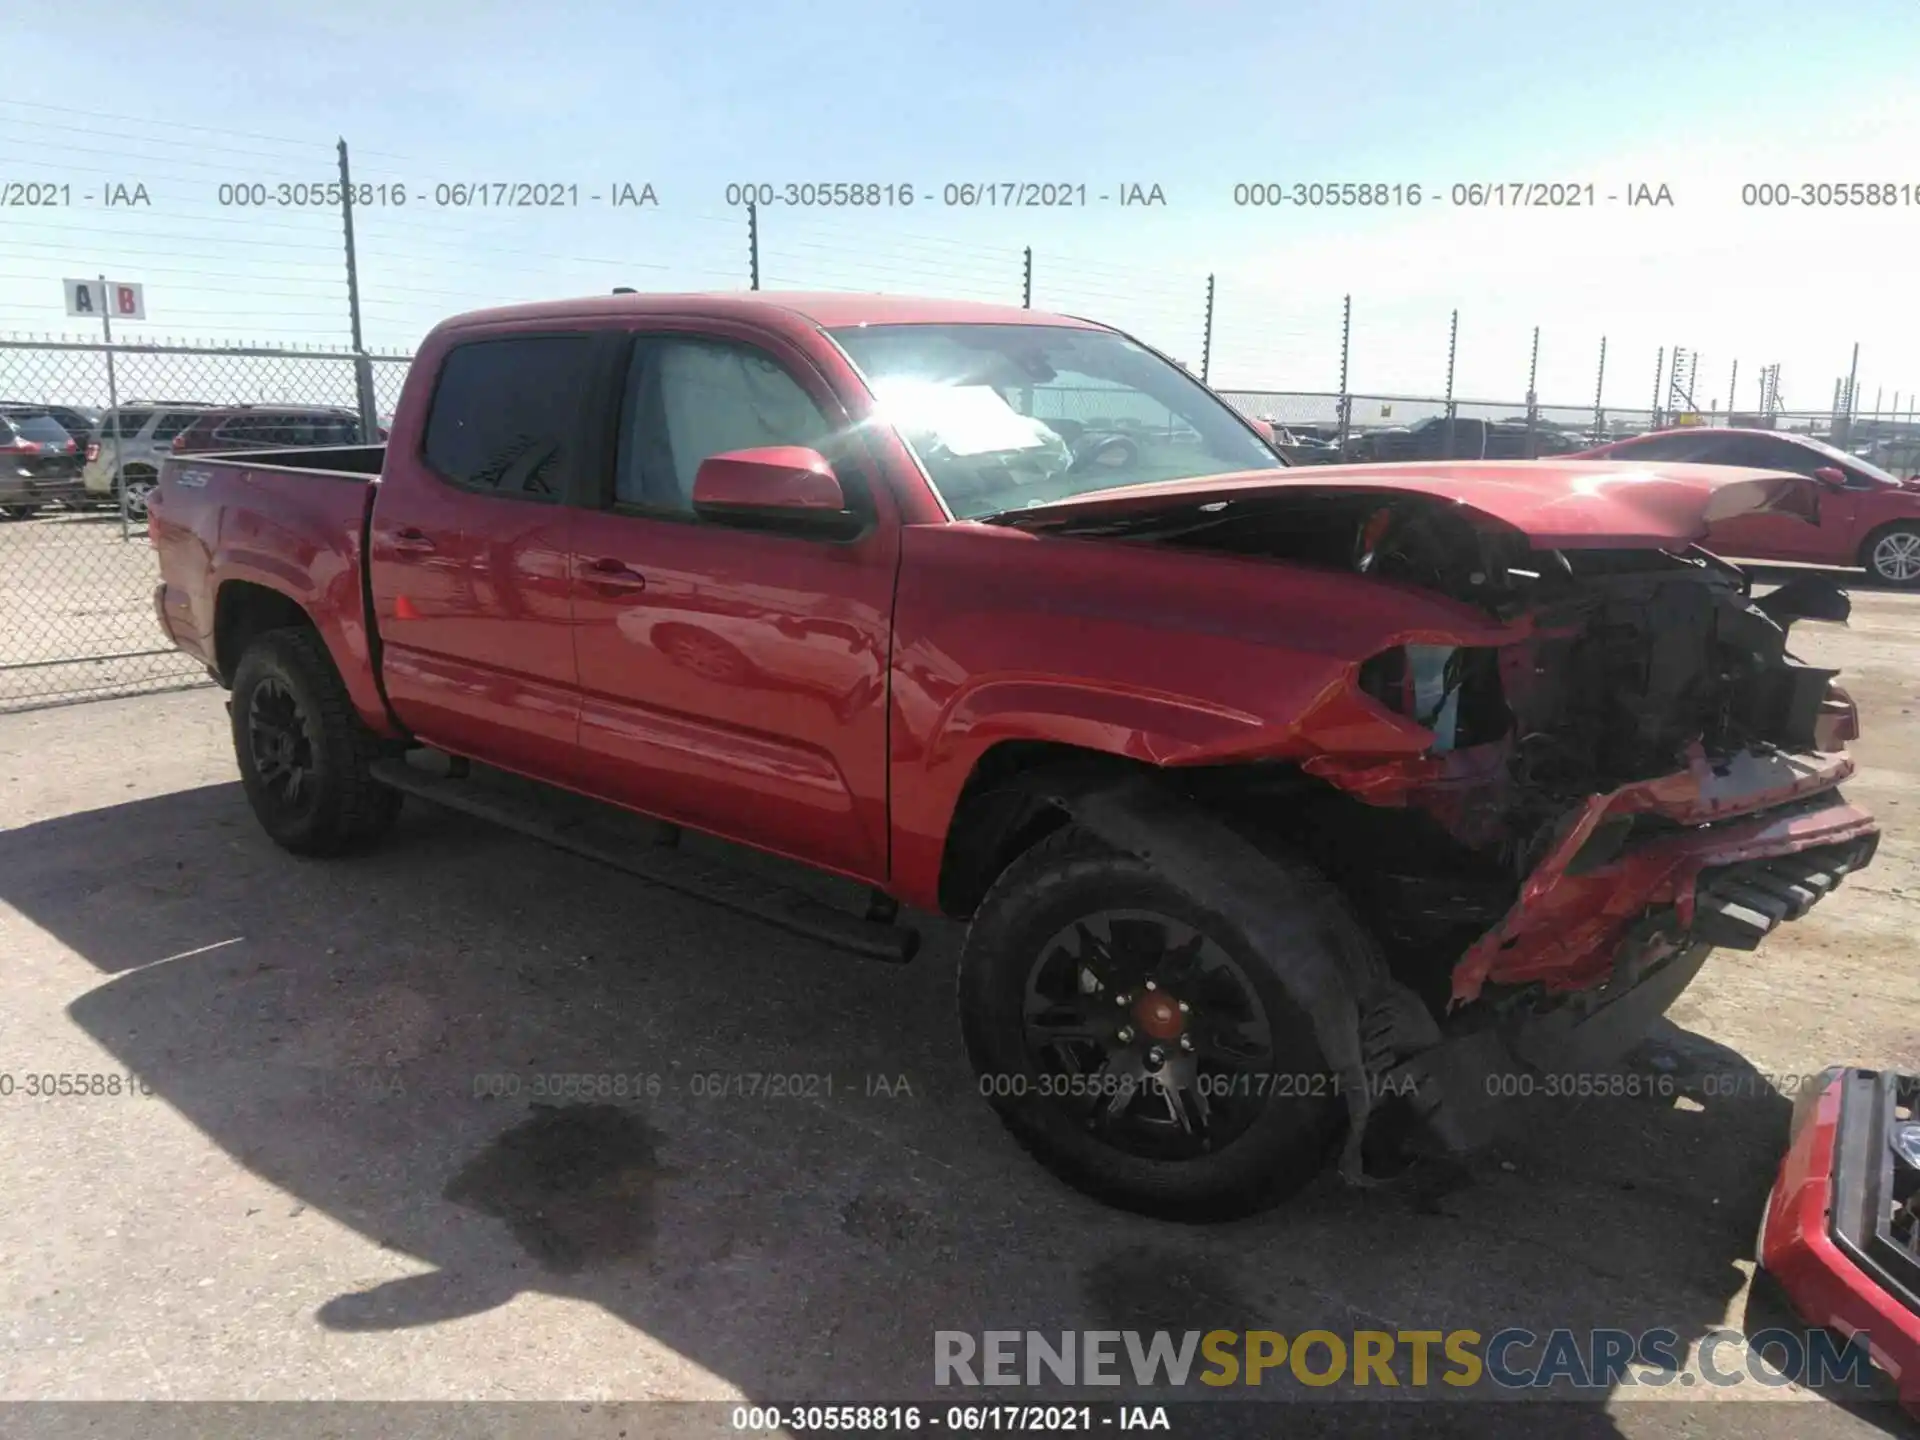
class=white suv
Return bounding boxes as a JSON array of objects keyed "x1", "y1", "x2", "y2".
[{"x1": 81, "y1": 405, "x2": 214, "y2": 517}]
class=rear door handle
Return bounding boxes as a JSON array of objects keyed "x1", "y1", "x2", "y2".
[
  {"x1": 581, "y1": 556, "x2": 647, "y2": 590},
  {"x1": 390, "y1": 527, "x2": 436, "y2": 555}
]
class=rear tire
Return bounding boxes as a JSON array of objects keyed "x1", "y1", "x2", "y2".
[
  {"x1": 119, "y1": 469, "x2": 158, "y2": 520},
  {"x1": 1863, "y1": 523, "x2": 1920, "y2": 586},
  {"x1": 0, "y1": 505, "x2": 41, "y2": 520},
  {"x1": 230, "y1": 627, "x2": 401, "y2": 855},
  {"x1": 958, "y1": 825, "x2": 1358, "y2": 1220}
]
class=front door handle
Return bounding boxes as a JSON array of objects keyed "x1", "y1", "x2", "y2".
[
  {"x1": 390, "y1": 527, "x2": 436, "y2": 555},
  {"x1": 581, "y1": 556, "x2": 647, "y2": 590}
]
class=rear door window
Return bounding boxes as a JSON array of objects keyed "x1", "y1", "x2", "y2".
[
  {"x1": 102, "y1": 409, "x2": 154, "y2": 438},
  {"x1": 215, "y1": 416, "x2": 270, "y2": 444},
  {"x1": 423, "y1": 335, "x2": 595, "y2": 500},
  {"x1": 151, "y1": 411, "x2": 201, "y2": 441}
]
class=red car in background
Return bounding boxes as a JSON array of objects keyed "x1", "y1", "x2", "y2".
[
  {"x1": 1576, "y1": 427, "x2": 1920, "y2": 585},
  {"x1": 170, "y1": 405, "x2": 379, "y2": 456}
]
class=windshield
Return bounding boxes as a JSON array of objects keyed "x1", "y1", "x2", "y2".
[
  {"x1": 1800, "y1": 432, "x2": 1904, "y2": 485},
  {"x1": 829, "y1": 323, "x2": 1284, "y2": 518}
]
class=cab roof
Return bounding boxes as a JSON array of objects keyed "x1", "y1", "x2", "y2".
[{"x1": 436, "y1": 291, "x2": 1103, "y2": 334}]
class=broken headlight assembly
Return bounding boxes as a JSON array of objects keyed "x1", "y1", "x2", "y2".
[{"x1": 1357, "y1": 644, "x2": 1510, "y2": 753}]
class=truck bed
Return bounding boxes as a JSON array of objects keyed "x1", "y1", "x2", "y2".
[{"x1": 151, "y1": 446, "x2": 390, "y2": 729}]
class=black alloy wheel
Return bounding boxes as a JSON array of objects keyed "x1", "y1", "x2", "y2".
[
  {"x1": 246, "y1": 675, "x2": 318, "y2": 820},
  {"x1": 1021, "y1": 908, "x2": 1275, "y2": 1160}
]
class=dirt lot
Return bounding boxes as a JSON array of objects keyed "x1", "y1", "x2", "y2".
[
  {"x1": 0, "y1": 511, "x2": 208, "y2": 710},
  {"x1": 1, "y1": 571, "x2": 1917, "y2": 1439}
]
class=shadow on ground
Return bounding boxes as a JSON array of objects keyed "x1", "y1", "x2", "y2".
[{"x1": 3, "y1": 781, "x2": 1912, "y2": 1436}]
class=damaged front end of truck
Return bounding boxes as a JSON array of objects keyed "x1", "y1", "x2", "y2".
[{"x1": 1000, "y1": 462, "x2": 1881, "y2": 1167}]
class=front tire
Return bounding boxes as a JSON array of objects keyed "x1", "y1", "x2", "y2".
[
  {"x1": 230, "y1": 627, "x2": 401, "y2": 855},
  {"x1": 1863, "y1": 523, "x2": 1920, "y2": 586},
  {"x1": 958, "y1": 825, "x2": 1358, "y2": 1220}
]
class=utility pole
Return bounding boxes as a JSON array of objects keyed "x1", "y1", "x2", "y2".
[
  {"x1": 1727, "y1": 359, "x2": 1738, "y2": 422},
  {"x1": 1441, "y1": 309, "x2": 1458, "y2": 459},
  {"x1": 1651, "y1": 347, "x2": 1665, "y2": 429},
  {"x1": 336, "y1": 139, "x2": 378, "y2": 441},
  {"x1": 1021, "y1": 246, "x2": 1032, "y2": 309},
  {"x1": 1200, "y1": 274, "x2": 1215, "y2": 384}
]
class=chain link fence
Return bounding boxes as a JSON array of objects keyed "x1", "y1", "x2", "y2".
[{"x1": 0, "y1": 339, "x2": 410, "y2": 712}]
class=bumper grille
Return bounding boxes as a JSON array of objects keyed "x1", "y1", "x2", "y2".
[{"x1": 1690, "y1": 833, "x2": 1880, "y2": 950}]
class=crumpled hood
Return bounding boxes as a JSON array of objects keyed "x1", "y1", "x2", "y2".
[{"x1": 994, "y1": 460, "x2": 1818, "y2": 549}]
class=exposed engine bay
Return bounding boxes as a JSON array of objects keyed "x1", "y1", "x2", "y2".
[{"x1": 1008, "y1": 487, "x2": 1866, "y2": 1012}]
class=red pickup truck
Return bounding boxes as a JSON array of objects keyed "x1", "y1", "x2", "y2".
[{"x1": 148, "y1": 291, "x2": 1880, "y2": 1219}]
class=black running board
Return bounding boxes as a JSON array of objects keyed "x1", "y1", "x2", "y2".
[{"x1": 369, "y1": 757, "x2": 920, "y2": 963}]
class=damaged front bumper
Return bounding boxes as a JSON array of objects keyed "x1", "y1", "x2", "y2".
[
  {"x1": 1371, "y1": 747, "x2": 1878, "y2": 1163},
  {"x1": 1760, "y1": 1068, "x2": 1920, "y2": 1418},
  {"x1": 1449, "y1": 746, "x2": 1878, "y2": 1002}
]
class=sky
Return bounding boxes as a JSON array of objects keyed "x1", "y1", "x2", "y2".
[{"x1": 3, "y1": 0, "x2": 1919, "y2": 413}]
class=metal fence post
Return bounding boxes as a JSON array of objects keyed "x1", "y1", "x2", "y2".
[
  {"x1": 335, "y1": 140, "x2": 378, "y2": 441},
  {"x1": 1651, "y1": 347, "x2": 1665, "y2": 429},
  {"x1": 96, "y1": 274, "x2": 127, "y2": 542},
  {"x1": 1336, "y1": 295, "x2": 1352, "y2": 457},
  {"x1": 1525, "y1": 325, "x2": 1540, "y2": 458},
  {"x1": 1592, "y1": 335, "x2": 1607, "y2": 440},
  {"x1": 1200, "y1": 274, "x2": 1215, "y2": 384},
  {"x1": 1441, "y1": 309, "x2": 1458, "y2": 459},
  {"x1": 748, "y1": 202, "x2": 760, "y2": 291},
  {"x1": 1727, "y1": 359, "x2": 1738, "y2": 422},
  {"x1": 1022, "y1": 247, "x2": 1032, "y2": 309},
  {"x1": 1841, "y1": 342, "x2": 1860, "y2": 445}
]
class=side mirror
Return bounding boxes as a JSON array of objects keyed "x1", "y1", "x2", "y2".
[
  {"x1": 1812, "y1": 465, "x2": 1849, "y2": 489},
  {"x1": 1248, "y1": 418, "x2": 1277, "y2": 445},
  {"x1": 691, "y1": 446, "x2": 857, "y2": 533}
]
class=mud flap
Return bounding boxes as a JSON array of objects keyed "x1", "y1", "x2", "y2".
[{"x1": 1059, "y1": 777, "x2": 1395, "y2": 1185}]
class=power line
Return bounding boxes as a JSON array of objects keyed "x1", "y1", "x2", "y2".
[
  {"x1": 0, "y1": 99, "x2": 322, "y2": 149},
  {"x1": 0, "y1": 131, "x2": 331, "y2": 173}
]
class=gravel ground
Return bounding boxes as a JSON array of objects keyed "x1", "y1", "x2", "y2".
[{"x1": 1, "y1": 570, "x2": 1916, "y2": 1440}]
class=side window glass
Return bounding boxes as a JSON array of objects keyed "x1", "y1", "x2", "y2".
[
  {"x1": 424, "y1": 335, "x2": 595, "y2": 500},
  {"x1": 616, "y1": 338, "x2": 833, "y2": 512},
  {"x1": 1614, "y1": 435, "x2": 1703, "y2": 461},
  {"x1": 150, "y1": 412, "x2": 199, "y2": 441},
  {"x1": 1719, "y1": 437, "x2": 1795, "y2": 470}
]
